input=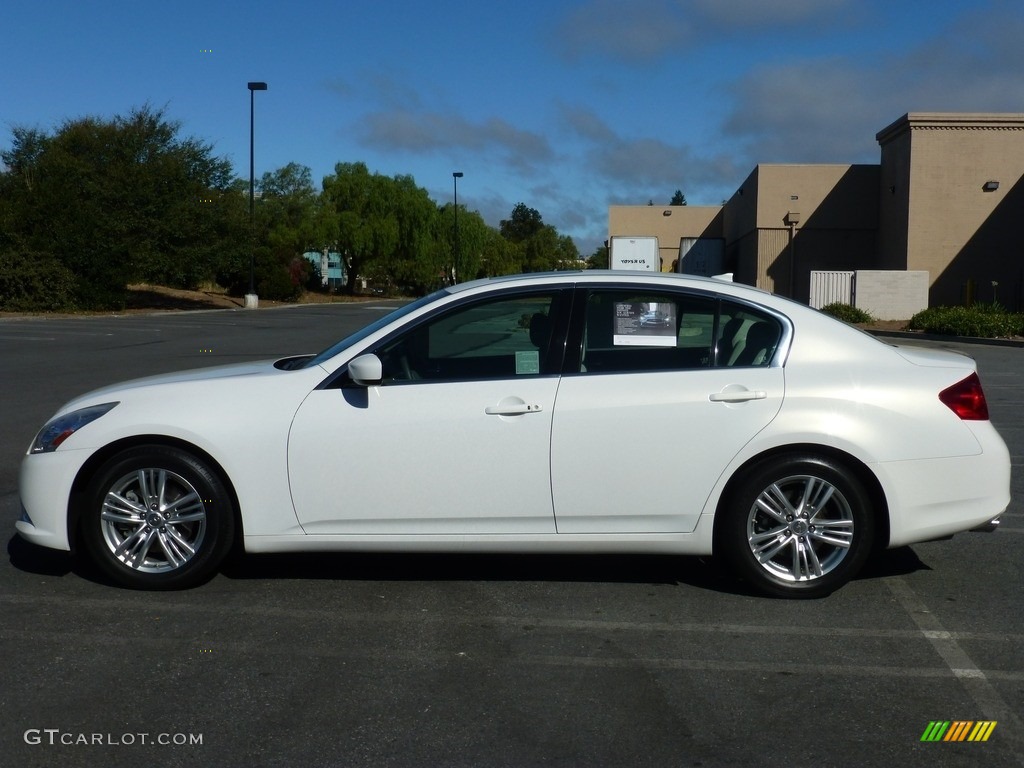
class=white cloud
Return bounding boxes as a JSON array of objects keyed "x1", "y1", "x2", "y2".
[
  {"x1": 555, "y1": 0, "x2": 858, "y2": 64},
  {"x1": 329, "y1": 1, "x2": 1024, "y2": 255},
  {"x1": 562, "y1": 106, "x2": 745, "y2": 199},
  {"x1": 555, "y1": 0, "x2": 692, "y2": 63},
  {"x1": 722, "y1": 59, "x2": 885, "y2": 163},
  {"x1": 357, "y1": 109, "x2": 554, "y2": 173},
  {"x1": 721, "y1": 3, "x2": 1024, "y2": 164},
  {"x1": 689, "y1": 0, "x2": 854, "y2": 27}
]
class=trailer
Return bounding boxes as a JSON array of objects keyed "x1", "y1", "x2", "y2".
[
  {"x1": 676, "y1": 237, "x2": 725, "y2": 277},
  {"x1": 609, "y1": 236, "x2": 660, "y2": 271}
]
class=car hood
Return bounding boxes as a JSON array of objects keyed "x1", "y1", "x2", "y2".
[
  {"x1": 891, "y1": 344, "x2": 976, "y2": 369},
  {"x1": 61, "y1": 359, "x2": 286, "y2": 411}
]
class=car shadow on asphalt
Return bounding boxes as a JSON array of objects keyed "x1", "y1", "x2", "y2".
[
  {"x1": 6, "y1": 534, "x2": 76, "y2": 578},
  {"x1": 6, "y1": 534, "x2": 931, "y2": 598},
  {"x1": 221, "y1": 551, "x2": 727, "y2": 588},
  {"x1": 220, "y1": 545, "x2": 932, "y2": 598},
  {"x1": 857, "y1": 545, "x2": 932, "y2": 580}
]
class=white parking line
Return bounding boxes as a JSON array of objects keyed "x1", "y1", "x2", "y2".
[{"x1": 888, "y1": 577, "x2": 1024, "y2": 762}]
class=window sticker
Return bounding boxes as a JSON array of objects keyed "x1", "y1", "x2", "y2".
[
  {"x1": 515, "y1": 350, "x2": 541, "y2": 374},
  {"x1": 613, "y1": 302, "x2": 676, "y2": 347}
]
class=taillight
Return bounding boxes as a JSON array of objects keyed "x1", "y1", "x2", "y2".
[{"x1": 939, "y1": 373, "x2": 989, "y2": 421}]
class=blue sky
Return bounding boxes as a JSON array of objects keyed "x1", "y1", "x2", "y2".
[{"x1": 4, "y1": 0, "x2": 1024, "y2": 254}]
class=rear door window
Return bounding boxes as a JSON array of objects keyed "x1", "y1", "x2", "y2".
[{"x1": 577, "y1": 290, "x2": 781, "y2": 373}]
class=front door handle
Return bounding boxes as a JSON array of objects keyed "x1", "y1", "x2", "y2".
[
  {"x1": 709, "y1": 390, "x2": 767, "y2": 403},
  {"x1": 485, "y1": 403, "x2": 544, "y2": 415}
]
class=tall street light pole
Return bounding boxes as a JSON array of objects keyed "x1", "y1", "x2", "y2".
[
  {"x1": 452, "y1": 171, "x2": 463, "y2": 285},
  {"x1": 246, "y1": 81, "x2": 268, "y2": 309}
]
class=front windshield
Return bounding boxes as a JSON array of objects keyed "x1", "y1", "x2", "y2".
[{"x1": 302, "y1": 290, "x2": 447, "y2": 369}]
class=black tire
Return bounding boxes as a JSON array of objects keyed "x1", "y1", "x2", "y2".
[
  {"x1": 80, "y1": 445, "x2": 235, "y2": 589},
  {"x1": 716, "y1": 454, "x2": 875, "y2": 599}
]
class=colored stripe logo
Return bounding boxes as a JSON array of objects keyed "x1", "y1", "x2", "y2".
[{"x1": 921, "y1": 721, "x2": 997, "y2": 742}]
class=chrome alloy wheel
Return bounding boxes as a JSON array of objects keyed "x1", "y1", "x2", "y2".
[
  {"x1": 100, "y1": 468, "x2": 208, "y2": 573},
  {"x1": 745, "y1": 474, "x2": 855, "y2": 583}
]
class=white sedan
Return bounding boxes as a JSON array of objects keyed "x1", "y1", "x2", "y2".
[{"x1": 17, "y1": 272, "x2": 1010, "y2": 597}]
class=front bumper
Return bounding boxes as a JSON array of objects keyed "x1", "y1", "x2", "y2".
[{"x1": 15, "y1": 448, "x2": 93, "y2": 552}]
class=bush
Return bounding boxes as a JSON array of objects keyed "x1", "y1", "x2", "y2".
[
  {"x1": 0, "y1": 249, "x2": 78, "y2": 311},
  {"x1": 909, "y1": 304, "x2": 1024, "y2": 338},
  {"x1": 255, "y1": 256, "x2": 304, "y2": 302},
  {"x1": 820, "y1": 302, "x2": 874, "y2": 324}
]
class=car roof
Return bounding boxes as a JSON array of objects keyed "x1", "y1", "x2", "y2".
[{"x1": 448, "y1": 270, "x2": 773, "y2": 299}]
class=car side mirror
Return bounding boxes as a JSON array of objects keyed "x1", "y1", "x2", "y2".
[{"x1": 348, "y1": 354, "x2": 383, "y2": 387}]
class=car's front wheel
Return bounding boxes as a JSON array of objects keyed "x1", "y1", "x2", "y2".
[
  {"x1": 717, "y1": 454, "x2": 875, "y2": 598},
  {"x1": 81, "y1": 446, "x2": 235, "y2": 589}
]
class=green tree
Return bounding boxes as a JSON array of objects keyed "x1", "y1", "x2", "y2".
[
  {"x1": 477, "y1": 227, "x2": 520, "y2": 277},
  {"x1": 0, "y1": 126, "x2": 47, "y2": 192},
  {"x1": 498, "y1": 204, "x2": 578, "y2": 273},
  {"x1": 521, "y1": 226, "x2": 558, "y2": 272},
  {"x1": 218, "y1": 164, "x2": 340, "y2": 300},
  {"x1": 586, "y1": 243, "x2": 609, "y2": 269},
  {"x1": 321, "y1": 163, "x2": 440, "y2": 294},
  {"x1": 499, "y1": 203, "x2": 544, "y2": 243},
  {"x1": 212, "y1": 178, "x2": 256, "y2": 295},
  {"x1": 260, "y1": 163, "x2": 339, "y2": 254},
  {"x1": 386, "y1": 174, "x2": 441, "y2": 293},
  {"x1": 322, "y1": 162, "x2": 387, "y2": 293},
  {"x1": 0, "y1": 106, "x2": 237, "y2": 308},
  {"x1": 437, "y1": 204, "x2": 495, "y2": 285},
  {"x1": 555, "y1": 233, "x2": 581, "y2": 268},
  {"x1": 256, "y1": 163, "x2": 320, "y2": 299},
  {"x1": 670, "y1": 189, "x2": 687, "y2": 206}
]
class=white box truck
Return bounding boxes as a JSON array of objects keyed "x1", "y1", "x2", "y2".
[{"x1": 609, "y1": 236, "x2": 660, "y2": 271}]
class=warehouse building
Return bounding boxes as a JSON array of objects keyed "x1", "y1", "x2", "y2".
[{"x1": 608, "y1": 113, "x2": 1024, "y2": 311}]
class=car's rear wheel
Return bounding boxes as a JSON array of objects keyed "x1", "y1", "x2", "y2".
[
  {"x1": 81, "y1": 446, "x2": 235, "y2": 589},
  {"x1": 718, "y1": 454, "x2": 875, "y2": 598}
]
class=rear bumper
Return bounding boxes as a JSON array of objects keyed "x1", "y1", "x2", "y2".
[{"x1": 879, "y1": 421, "x2": 1011, "y2": 548}]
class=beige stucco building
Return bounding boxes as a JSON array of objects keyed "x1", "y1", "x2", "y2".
[{"x1": 608, "y1": 113, "x2": 1024, "y2": 310}]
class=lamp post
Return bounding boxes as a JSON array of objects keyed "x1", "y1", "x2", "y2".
[
  {"x1": 246, "y1": 81, "x2": 268, "y2": 309},
  {"x1": 452, "y1": 171, "x2": 463, "y2": 285}
]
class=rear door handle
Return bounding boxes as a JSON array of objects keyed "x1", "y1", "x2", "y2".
[{"x1": 709, "y1": 390, "x2": 767, "y2": 403}]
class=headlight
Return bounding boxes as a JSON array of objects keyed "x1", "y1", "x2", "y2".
[{"x1": 29, "y1": 402, "x2": 119, "y2": 454}]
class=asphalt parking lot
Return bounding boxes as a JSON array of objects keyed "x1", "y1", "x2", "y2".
[{"x1": 0, "y1": 304, "x2": 1021, "y2": 768}]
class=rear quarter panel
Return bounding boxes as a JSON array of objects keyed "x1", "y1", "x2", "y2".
[{"x1": 764, "y1": 305, "x2": 983, "y2": 463}]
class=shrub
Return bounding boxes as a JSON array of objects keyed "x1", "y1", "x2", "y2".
[
  {"x1": 255, "y1": 257, "x2": 304, "y2": 302},
  {"x1": 820, "y1": 302, "x2": 874, "y2": 324},
  {"x1": 909, "y1": 304, "x2": 1024, "y2": 338},
  {"x1": 0, "y1": 249, "x2": 78, "y2": 311}
]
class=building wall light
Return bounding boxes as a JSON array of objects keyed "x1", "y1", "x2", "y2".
[{"x1": 983, "y1": 180, "x2": 999, "y2": 192}]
